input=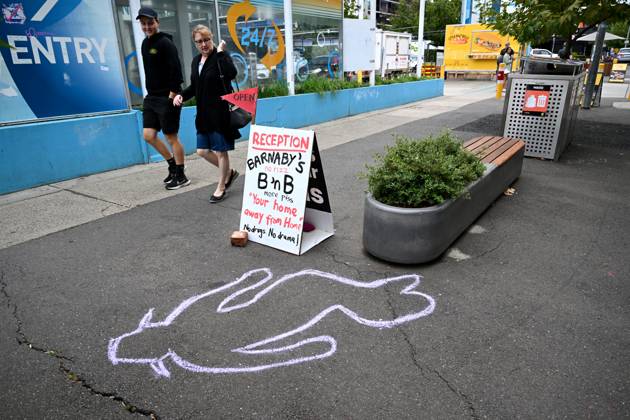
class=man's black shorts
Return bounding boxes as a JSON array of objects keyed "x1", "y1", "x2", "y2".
[{"x1": 143, "y1": 95, "x2": 181, "y2": 135}]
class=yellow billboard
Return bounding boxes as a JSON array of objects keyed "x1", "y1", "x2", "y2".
[{"x1": 444, "y1": 23, "x2": 521, "y2": 73}]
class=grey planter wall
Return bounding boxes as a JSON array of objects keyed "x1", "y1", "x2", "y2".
[{"x1": 363, "y1": 149, "x2": 524, "y2": 264}]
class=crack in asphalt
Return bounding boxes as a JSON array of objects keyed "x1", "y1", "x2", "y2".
[
  {"x1": 384, "y1": 279, "x2": 479, "y2": 420},
  {"x1": 52, "y1": 186, "x2": 132, "y2": 209},
  {"x1": 0, "y1": 270, "x2": 72, "y2": 361},
  {"x1": 475, "y1": 240, "x2": 504, "y2": 258},
  {"x1": 59, "y1": 364, "x2": 159, "y2": 419},
  {"x1": 0, "y1": 268, "x2": 159, "y2": 419},
  {"x1": 319, "y1": 253, "x2": 481, "y2": 418}
]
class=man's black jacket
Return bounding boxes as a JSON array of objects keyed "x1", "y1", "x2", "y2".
[{"x1": 141, "y1": 32, "x2": 183, "y2": 96}]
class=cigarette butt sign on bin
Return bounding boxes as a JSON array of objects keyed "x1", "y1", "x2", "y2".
[{"x1": 522, "y1": 84, "x2": 551, "y2": 116}]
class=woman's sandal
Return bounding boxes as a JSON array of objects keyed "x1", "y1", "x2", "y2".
[
  {"x1": 209, "y1": 190, "x2": 227, "y2": 203},
  {"x1": 225, "y1": 169, "x2": 239, "y2": 190}
]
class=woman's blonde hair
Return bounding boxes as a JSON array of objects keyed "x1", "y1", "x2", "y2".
[{"x1": 191, "y1": 24, "x2": 214, "y2": 49}]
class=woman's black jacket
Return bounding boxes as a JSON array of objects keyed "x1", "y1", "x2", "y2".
[{"x1": 181, "y1": 49, "x2": 240, "y2": 140}]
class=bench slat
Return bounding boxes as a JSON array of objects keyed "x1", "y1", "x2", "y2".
[
  {"x1": 472, "y1": 137, "x2": 510, "y2": 158},
  {"x1": 482, "y1": 139, "x2": 518, "y2": 163},
  {"x1": 463, "y1": 135, "x2": 524, "y2": 167},
  {"x1": 491, "y1": 141, "x2": 525, "y2": 166},
  {"x1": 463, "y1": 136, "x2": 494, "y2": 149},
  {"x1": 466, "y1": 136, "x2": 505, "y2": 153}
]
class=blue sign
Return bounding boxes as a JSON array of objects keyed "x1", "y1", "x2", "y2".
[{"x1": 0, "y1": 1, "x2": 129, "y2": 124}]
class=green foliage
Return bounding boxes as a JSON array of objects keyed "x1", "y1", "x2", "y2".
[
  {"x1": 363, "y1": 132, "x2": 486, "y2": 208},
  {"x1": 259, "y1": 80, "x2": 290, "y2": 98},
  {"x1": 390, "y1": 0, "x2": 461, "y2": 46},
  {"x1": 376, "y1": 74, "x2": 430, "y2": 85},
  {"x1": 295, "y1": 77, "x2": 361, "y2": 95},
  {"x1": 608, "y1": 21, "x2": 630, "y2": 49},
  {"x1": 478, "y1": 0, "x2": 630, "y2": 47},
  {"x1": 344, "y1": 0, "x2": 361, "y2": 18},
  {"x1": 258, "y1": 74, "x2": 433, "y2": 98}
]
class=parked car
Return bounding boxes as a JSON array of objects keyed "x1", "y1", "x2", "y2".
[
  {"x1": 530, "y1": 48, "x2": 559, "y2": 58},
  {"x1": 617, "y1": 48, "x2": 630, "y2": 63},
  {"x1": 256, "y1": 63, "x2": 270, "y2": 80}
]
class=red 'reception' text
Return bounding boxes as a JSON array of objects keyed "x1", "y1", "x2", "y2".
[{"x1": 252, "y1": 131, "x2": 311, "y2": 153}]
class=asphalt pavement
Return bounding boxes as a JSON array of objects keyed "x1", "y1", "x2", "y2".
[{"x1": 1, "y1": 80, "x2": 629, "y2": 419}]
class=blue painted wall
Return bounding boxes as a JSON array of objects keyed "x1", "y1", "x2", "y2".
[
  {"x1": 0, "y1": 112, "x2": 145, "y2": 194},
  {"x1": 0, "y1": 79, "x2": 443, "y2": 195}
]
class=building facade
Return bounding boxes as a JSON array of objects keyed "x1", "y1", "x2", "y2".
[{"x1": 113, "y1": 0, "x2": 343, "y2": 106}]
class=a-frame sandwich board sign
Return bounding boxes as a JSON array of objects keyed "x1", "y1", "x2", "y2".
[{"x1": 239, "y1": 125, "x2": 334, "y2": 255}]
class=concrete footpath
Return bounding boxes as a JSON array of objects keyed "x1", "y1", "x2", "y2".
[
  {"x1": 0, "y1": 80, "x2": 629, "y2": 419},
  {"x1": 0, "y1": 81, "x2": 495, "y2": 250}
]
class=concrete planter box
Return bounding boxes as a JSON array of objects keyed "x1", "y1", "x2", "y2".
[{"x1": 363, "y1": 148, "x2": 524, "y2": 264}]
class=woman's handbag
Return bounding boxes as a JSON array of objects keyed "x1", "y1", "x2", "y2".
[
  {"x1": 217, "y1": 57, "x2": 252, "y2": 129},
  {"x1": 228, "y1": 107, "x2": 252, "y2": 129}
]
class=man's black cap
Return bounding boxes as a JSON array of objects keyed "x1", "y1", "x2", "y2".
[{"x1": 136, "y1": 7, "x2": 158, "y2": 20}]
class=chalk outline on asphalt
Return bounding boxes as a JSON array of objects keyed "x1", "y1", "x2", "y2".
[{"x1": 108, "y1": 268, "x2": 435, "y2": 377}]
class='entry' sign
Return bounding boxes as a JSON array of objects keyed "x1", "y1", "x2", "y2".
[{"x1": 239, "y1": 125, "x2": 334, "y2": 255}]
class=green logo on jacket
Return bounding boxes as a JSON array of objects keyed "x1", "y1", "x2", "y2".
[{"x1": 149, "y1": 48, "x2": 158, "y2": 54}]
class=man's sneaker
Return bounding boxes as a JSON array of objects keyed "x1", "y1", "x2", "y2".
[
  {"x1": 163, "y1": 169, "x2": 176, "y2": 184},
  {"x1": 225, "y1": 169, "x2": 239, "y2": 190},
  {"x1": 165, "y1": 175, "x2": 191, "y2": 190}
]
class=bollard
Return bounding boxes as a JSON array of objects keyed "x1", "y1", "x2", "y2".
[{"x1": 496, "y1": 63, "x2": 505, "y2": 99}]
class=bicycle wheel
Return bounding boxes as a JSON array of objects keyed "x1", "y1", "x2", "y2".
[{"x1": 230, "y1": 53, "x2": 248, "y2": 87}]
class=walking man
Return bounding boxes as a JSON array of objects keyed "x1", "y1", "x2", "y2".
[{"x1": 137, "y1": 7, "x2": 189, "y2": 190}]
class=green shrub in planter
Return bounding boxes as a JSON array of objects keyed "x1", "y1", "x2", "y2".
[{"x1": 364, "y1": 132, "x2": 485, "y2": 208}]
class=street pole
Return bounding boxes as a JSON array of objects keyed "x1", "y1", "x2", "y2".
[
  {"x1": 369, "y1": 0, "x2": 376, "y2": 86},
  {"x1": 415, "y1": 0, "x2": 426, "y2": 78},
  {"x1": 283, "y1": 0, "x2": 295, "y2": 95},
  {"x1": 583, "y1": 22, "x2": 606, "y2": 109},
  {"x1": 625, "y1": 24, "x2": 629, "y2": 47}
]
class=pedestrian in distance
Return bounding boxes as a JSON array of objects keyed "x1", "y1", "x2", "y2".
[
  {"x1": 136, "y1": 7, "x2": 189, "y2": 190},
  {"x1": 503, "y1": 45, "x2": 515, "y2": 74},
  {"x1": 496, "y1": 42, "x2": 514, "y2": 75},
  {"x1": 173, "y1": 25, "x2": 240, "y2": 204}
]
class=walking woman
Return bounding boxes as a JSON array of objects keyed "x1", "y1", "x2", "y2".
[{"x1": 173, "y1": 25, "x2": 239, "y2": 203}]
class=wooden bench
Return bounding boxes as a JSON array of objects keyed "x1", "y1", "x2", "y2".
[{"x1": 464, "y1": 136, "x2": 525, "y2": 167}]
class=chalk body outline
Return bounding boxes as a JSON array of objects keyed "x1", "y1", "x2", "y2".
[{"x1": 108, "y1": 268, "x2": 435, "y2": 377}]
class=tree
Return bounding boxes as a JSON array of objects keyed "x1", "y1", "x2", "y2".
[
  {"x1": 390, "y1": 0, "x2": 461, "y2": 46},
  {"x1": 607, "y1": 21, "x2": 629, "y2": 49},
  {"x1": 477, "y1": 0, "x2": 630, "y2": 59},
  {"x1": 344, "y1": 0, "x2": 361, "y2": 18}
]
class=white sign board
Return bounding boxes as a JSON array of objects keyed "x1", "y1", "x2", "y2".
[
  {"x1": 342, "y1": 18, "x2": 375, "y2": 71},
  {"x1": 239, "y1": 125, "x2": 334, "y2": 255}
]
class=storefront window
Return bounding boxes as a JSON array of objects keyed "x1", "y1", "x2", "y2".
[
  {"x1": 217, "y1": 0, "x2": 342, "y2": 88},
  {"x1": 114, "y1": 0, "x2": 342, "y2": 100},
  {"x1": 179, "y1": 0, "x2": 218, "y2": 84},
  {"x1": 292, "y1": 0, "x2": 342, "y2": 81},
  {"x1": 115, "y1": 0, "x2": 184, "y2": 104},
  {"x1": 115, "y1": 3, "x2": 143, "y2": 105}
]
